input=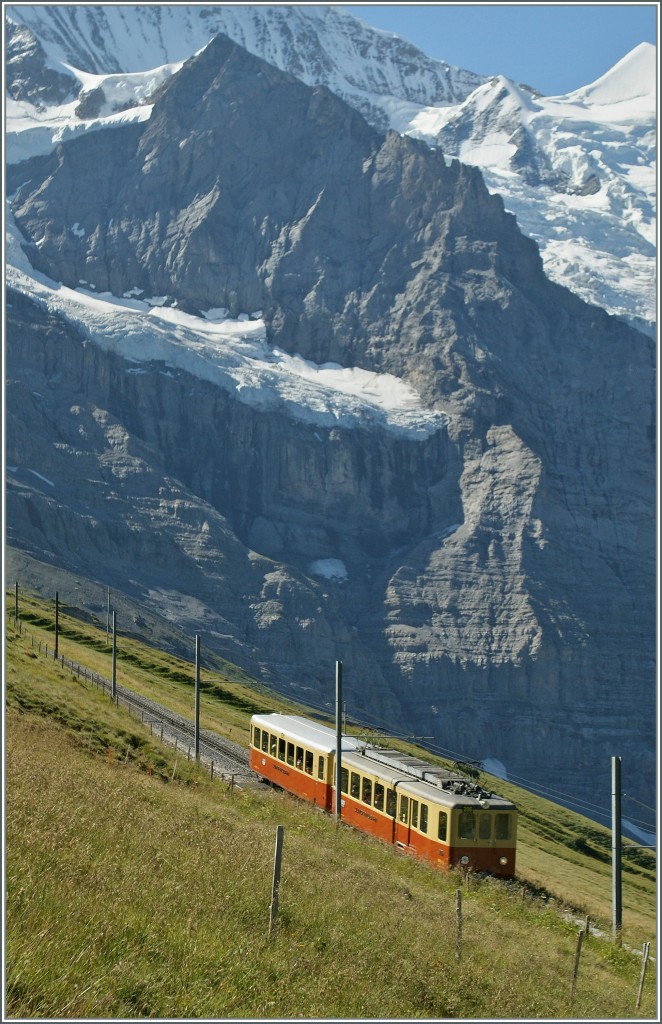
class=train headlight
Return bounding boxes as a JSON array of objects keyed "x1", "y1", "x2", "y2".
[
  {"x1": 499, "y1": 856, "x2": 508, "y2": 866},
  {"x1": 460, "y1": 855, "x2": 470, "y2": 865}
]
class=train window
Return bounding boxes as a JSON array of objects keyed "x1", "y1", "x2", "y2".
[
  {"x1": 296, "y1": 746, "x2": 304, "y2": 769},
  {"x1": 304, "y1": 750, "x2": 313, "y2": 775},
  {"x1": 362, "y1": 777, "x2": 372, "y2": 804},
  {"x1": 420, "y1": 804, "x2": 428, "y2": 834},
  {"x1": 458, "y1": 810, "x2": 475, "y2": 839},
  {"x1": 479, "y1": 814, "x2": 491, "y2": 840},
  {"x1": 278, "y1": 738, "x2": 286, "y2": 761},
  {"x1": 386, "y1": 789, "x2": 396, "y2": 817},
  {"x1": 496, "y1": 814, "x2": 511, "y2": 840},
  {"x1": 287, "y1": 742, "x2": 295, "y2": 766},
  {"x1": 399, "y1": 795, "x2": 409, "y2": 823},
  {"x1": 253, "y1": 726, "x2": 261, "y2": 748},
  {"x1": 261, "y1": 731, "x2": 269, "y2": 753},
  {"x1": 350, "y1": 772, "x2": 360, "y2": 799},
  {"x1": 341, "y1": 767, "x2": 349, "y2": 793},
  {"x1": 318, "y1": 756, "x2": 325, "y2": 780},
  {"x1": 270, "y1": 734, "x2": 277, "y2": 757},
  {"x1": 438, "y1": 811, "x2": 448, "y2": 842},
  {"x1": 374, "y1": 782, "x2": 385, "y2": 811},
  {"x1": 411, "y1": 800, "x2": 419, "y2": 828}
]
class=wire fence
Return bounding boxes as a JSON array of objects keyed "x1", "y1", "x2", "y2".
[
  {"x1": 6, "y1": 600, "x2": 657, "y2": 1010},
  {"x1": 8, "y1": 612, "x2": 254, "y2": 789}
]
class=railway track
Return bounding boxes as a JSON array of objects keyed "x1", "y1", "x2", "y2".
[
  {"x1": 116, "y1": 681, "x2": 256, "y2": 780},
  {"x1": 17, "y1": 621, "x2": 259, "y2": 782}
]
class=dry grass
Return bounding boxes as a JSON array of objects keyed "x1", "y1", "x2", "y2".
[
  {"x1": 4, "y1": 599, "x2": 658, "y2": 1018},
  {"x1": 6, "y1": 706, "x2": 658, "y2": 1019}
]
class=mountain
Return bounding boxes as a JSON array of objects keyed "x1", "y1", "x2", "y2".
[
  {"x1": 418, "y1": 43, "x2": 657, "y2": 338},
  {"x1": 4, "y1": 7, "x2": 657, "y2": 822},
  {"x1": 5, "y1": 5, "x2": 656, "y2": 335}
]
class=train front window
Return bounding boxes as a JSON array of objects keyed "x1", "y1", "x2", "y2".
[
  {"x1": 386, "y1": 789, "x2": 396, "y2": 817},
  {"x1": 270, "y1": 734, "x2": 277, "y2": 757},
  {"x1": 496, "y1": 813, "x2": 511, "y2": 840},
  {"x1": 261, "y1": 731, "x2": 269, "y2": 753},
  {"x1": 278, "y1": 738, "x2": 286, "y2": 761},
  {"x1": 287, "y1": 742, "x2": 295, "y2": 766},
  {"x1": 399, "y1": 795, "x2": 409, "y2": 824},
  {"x1": 318, "y1": 756, "x2": 325, "y2": 780},
  {"x1": 420, "y1": 804, "x2": 428, "y2": 834},
  {"x1": 295, "y1": 746, "x2": 304, "y2": 769},
  {"x1": 253, "y1": 726, "x2": 261, "y2": 748},
  {"x1": 350, "y1": 772, "x2": 360, "y2": 799},
  {"x1": 341, "y1": 767, "x2": 349, "y2": 793},
  {"x1": 479, "y1": 814, "x2": 491, "y2": 840},
  {"x1": 438, "y1": 811, "x2": 448, "y2": 842},
  {"x1": 458, "y1": 810, "x2": 475, "y2": 840},
  {"x1": 362, "y1": 777, "x2": 372, "y2": 805},
  {"x1": 304, "y1": 750, "x2": 313, "y2": 775},
  {"x1": 374, "y1": 782, "x2": 385, "y2": 811}
]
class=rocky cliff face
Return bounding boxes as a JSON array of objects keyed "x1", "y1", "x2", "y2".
[
  {"x1": 6, "y1": 34, "x2": 656, "y2": 816},
  {"x1": 5, "y1": 19, "x2": 79, "y2": 106}
]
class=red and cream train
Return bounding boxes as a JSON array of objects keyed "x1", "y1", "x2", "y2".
[{"x1": 249, "y1": 712, "x2": 517, "y2": 877}]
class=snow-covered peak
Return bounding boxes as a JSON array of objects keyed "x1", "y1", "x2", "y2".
[
  {"x1": 567, "y1": 41, "x2": 656, "y2": 108},
  {"x1": 4, "y1": 6, "x2": 656, "y2": 334},
  {"x1": 404, "y1": 42, "x2": 656, "y2": 333},
  {"x1": 5, "y1": 5, "x2": 486, "y2": 107}
]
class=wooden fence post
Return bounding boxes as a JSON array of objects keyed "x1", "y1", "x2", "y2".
[
  {"x1": 570, "y1": 929, "x2": 583, "y2": 1000},
  {"x1": 636, "y1": 941, "x2": 651, "y2": 1009},
  {"x1": 269, "y1": 825, "x2": 285, "y2": 938}
]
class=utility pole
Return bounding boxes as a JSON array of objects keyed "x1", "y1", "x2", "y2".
[
  {"x1": 54, "y1": 591, "x2": 59, "y2": 659},
  {"x1": 14, "y1": 581, "x2": 18, "y2": 625},
  {"x1": 106, "y1": 586, "x2": 110, "y2": 643},
  {"x1": 195, "y1": 634, "x2": 201, "y2": 762},
  {"x1": 335, "y1": 661, "x2": 343, "y2": 822},
  {"x1": 612, "y1": 755, "x2": 622, "y2": 943},
  {"x1": 112, "y1": 611, "x2": 117, "y2": 700}
]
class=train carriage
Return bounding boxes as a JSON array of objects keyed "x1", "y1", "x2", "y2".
[
  {"x1": 249, "y1": 713, "x2": 517, "y2": 878},
  {"x1": 249, "y1": 713, "x2": 362, "y2": 812}
]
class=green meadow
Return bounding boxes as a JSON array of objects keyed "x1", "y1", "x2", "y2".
[{"x1": 5, "y1": 591, "x2": 657, "y2": 1019}]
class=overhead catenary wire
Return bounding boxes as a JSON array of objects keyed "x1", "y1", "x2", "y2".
[
  {"x1": 289, "y1": 686, "x2": 655, "y2": 833},
  {"x1": 622, "y1": 793, "x2": 657, "y2": 814},
  {"x1": 18, "y1": 589, "x2": 650, "y2": 835}
]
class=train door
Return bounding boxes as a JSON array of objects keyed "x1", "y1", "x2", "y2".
[
  {"x1": 397, "y1": 792, "x2": 411, "y2": 848},
  {"x1": 397, "y1": 794, "x2": 421, "y2": 850}
]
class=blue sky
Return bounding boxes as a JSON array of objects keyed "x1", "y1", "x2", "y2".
[{"x1": 343, "y1": 3, "x2": 658, "y2": 95}]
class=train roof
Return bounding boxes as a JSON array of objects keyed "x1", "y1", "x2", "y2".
[
  {"x1": 342, "y1": 748, "x2": 516, "y2": 811},
  {"x1": 251, "y1": 713, "x2": 516, "y2": 812},
  {"x1": 251, "y1": 712, "x2": 363, "y2": 755}
]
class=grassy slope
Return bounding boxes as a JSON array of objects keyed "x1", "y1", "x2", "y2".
[{"x1": 4, "y1": 593, "x2": 658, "y2": 1019}]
